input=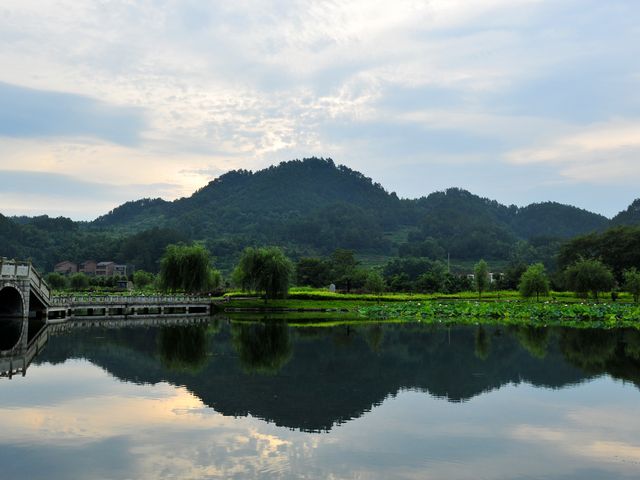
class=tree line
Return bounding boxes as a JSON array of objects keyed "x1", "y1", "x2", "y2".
[{"x1": 45, "y1": 240, "x2": 640, "y2": 303}]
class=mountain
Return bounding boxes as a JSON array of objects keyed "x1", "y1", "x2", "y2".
[
  {"x1": 611, "y1": 198, "x2": 640, "y2": 226},
  {"x1": 1, "y1": 157, "x2": 632, "y2": 272},
  {"x1": 90, "y1": 158, "x2": 610, "y2": 261}
]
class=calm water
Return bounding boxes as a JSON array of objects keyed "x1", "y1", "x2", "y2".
[{"x1": 1, "y1": 317, "x2": 640, "y2": 479}]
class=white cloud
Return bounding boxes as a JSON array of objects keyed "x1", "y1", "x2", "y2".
[
  {"x1": 506, "y1": 121, "x2": 640, "y2": 184},
  {"x1": 0, "y1": 0, "x2": 639, "y2": 217}
]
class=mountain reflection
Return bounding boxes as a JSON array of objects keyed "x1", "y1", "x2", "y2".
[{"x1": 30, "y1": 319, "x2": 640, "y2": 432}]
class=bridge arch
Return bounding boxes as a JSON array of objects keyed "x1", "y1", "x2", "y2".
[{"x1": 0, "y1": 285, "x2": 25, "y2": 351}]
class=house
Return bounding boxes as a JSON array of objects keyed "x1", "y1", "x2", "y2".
[
  {"x1": 114, "y1": 264, "x2": 127, "y2": 277},
  {"x1": 96, "y1": 262, "x2": 115, "y2": 276},
  {"x1": 54, "y1": 261, "x2": 77, "y2": 275},
  {"x1": 80, "y1": 260, "x2": 97, "y2": 276}
]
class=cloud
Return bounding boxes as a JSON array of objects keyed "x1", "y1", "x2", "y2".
[
  {"x1": 0, "y1": 82, "x2": 146, "y2": 145},
  {"x1": 0, "y1": 0, "x2": 638, "y2": 218},
  {"x1": 0, "y1": 170, "x2": 179, "y2": 219},
  {"x1": 506, "y1": 121, "x2": 640, "y2": 185}
]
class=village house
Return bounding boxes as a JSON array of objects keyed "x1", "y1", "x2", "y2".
[
  {"x1": 80, "y1": 260, "x2": 97, "y2": 276},
  {"x1": 54, "y1": 261, "x2": 78, "y2": 275}
]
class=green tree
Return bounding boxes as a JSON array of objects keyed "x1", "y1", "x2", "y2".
[
  {"x1": 233, "y1": 246, "x2": 293, "y2": 300},
  {"x1": 565, "y1": 258, "x2": 614, "y2": 300},
  {"x1": 364, "y1": 271, "x2": 385, "y2": 298},
  {"x1": 133, "y1": 270, "x2": 155, "y2": 289},
  {"x1": 46, "y1": 272, "x2": 68, "y2": 290},
  {"x1": 69, "y1": 273, "x2": 89, "y2": 290},
  {"x1": 624, "y1": 268, "x2": 640, "y2": 302},
  {"x1": 159, "y1": 243, "x2": 219, "y2": 293},
  {"x1": 474, "y1": 259, "x2": 490, "y2": 298},
  {"x1": 415, "y1": 263, "x2": 446, "y2": 293},
  {"x1": 518, "y1": 263, "x2": 550, "y2": 301},
  {"x1": 330, "y1": 248, "x2": 359, "y2": 292},
  {"x1": 295, "y1": 257, "x2": 331, "y2": 287}
]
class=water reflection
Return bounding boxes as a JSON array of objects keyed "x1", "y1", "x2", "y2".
[
  {"x1": 12, "y1": 320, "x2": 640, "y2": 429},
  {"x1": 231, "y1": 321, "x2": 292, "y2": 375},
  {"x1": 1, "y1": 318, "x2": 640, "y2": 479},
  {"x1": 158, "y1": 324, "x2": 208, "y2": 372}
]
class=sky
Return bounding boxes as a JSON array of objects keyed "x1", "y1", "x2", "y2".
[{"x1": 0, "y1": 0, "x2": 639, "y2": 219}]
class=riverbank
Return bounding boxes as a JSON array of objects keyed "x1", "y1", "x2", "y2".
[{"x1": 220, "y1": 290, "x2": 640, "y2": 329}]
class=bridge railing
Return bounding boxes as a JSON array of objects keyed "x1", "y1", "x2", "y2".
[
  {"x1": 50, "y1": 294, "x2": 213, "y2": 306},
  {"x1": 0, "y1": 258, "x2": 51, "y2": 301}
]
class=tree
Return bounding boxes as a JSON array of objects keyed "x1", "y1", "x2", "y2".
[
  {"x1": 233, "y1": 246, "x2": 293, "y2": 300},
  {"x1": 330, "y1": 248, "x2": 359, "y2": 292},
  {"x1": 519, "y1": 263, "x2": 550, "y2": 301},
  {"x1": 159, "y1": 243, "x2": 219, "y2": 293},
  {"x1": 415, "y1": 263, "x2": 446, "y2": 293},
  {"x1": 296, "y1": 257, "x2": 331, "y2": 287},
  {"x1": 565, "y1": 258, "x2": 614, "y2": 300},
  {"x1": 624, "y1": 268, "x2": 640, "y2": 303},
  {"x1": 133, "y1": 270, "x2": 155, "y2": 289},
  {"x1": 46, "y1": 272, "x2": 68, "y2": 290},
  {"x1": 69, "y1": 273, "x2": 89, "y2": 290},
  {"x1": 474, "y1": 259, "x2": 490, "y2": 298},
  {"x1": 365, "y1": 271, "x2": 385, "y2": 298}
]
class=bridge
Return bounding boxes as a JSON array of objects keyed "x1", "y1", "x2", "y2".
[
  {"x1": 0, "y1": 259, "x2": 50, "y2": 355},
  {"x1": 0, "y1": 258, "x2": 216, "y2": 356},
  {"x1": 1, "y1": 315, "x2": 216, "y2": 379}
]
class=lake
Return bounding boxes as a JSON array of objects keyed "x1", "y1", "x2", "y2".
[{"x1": 1, "y1": 317, "x2": 639, "y2": 479}]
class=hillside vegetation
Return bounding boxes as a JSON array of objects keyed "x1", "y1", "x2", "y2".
[{"x1": 1, "y1": 157, "x2": 636, "y2": 273}]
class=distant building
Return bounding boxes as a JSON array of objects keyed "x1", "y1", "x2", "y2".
[
  {"x1": 80, "y1": 260, "x2": 97, "y2": 276},
  {"x1": 96, "y1": 261, "x2": 115, "y2": 276},
  {"x1": 54, "y1": 261, "x2": 77, "y2": 275},
  {"x1": 95, "y1": 261, "x2": 127, "y2": 277},
  {"x1": 114, "y1": 264, "x2": 127, "y2": 277}
]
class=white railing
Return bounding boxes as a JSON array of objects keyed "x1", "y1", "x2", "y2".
[{"x1": 50, "y1": 295, "x2": 212, "y2": 306}]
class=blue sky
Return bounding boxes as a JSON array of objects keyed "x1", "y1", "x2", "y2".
[{"x1": 0, "y1": 0, "x2": 639, "y2": 219}]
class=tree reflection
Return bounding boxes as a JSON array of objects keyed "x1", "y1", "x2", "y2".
[
  {"x1": 231, "y1": 321, "x2": 292, "y2": 375},
  {"x1": 558, "y1": 329, "x2": 618, "y2": 372},
  {"x1": 474, "y1": 325, "x2": 491, "y2": 360},
  {"x1": 365, "y1": 325, "x2": 385, "y2": 353},
  {"x1": 158, "y1": 324, "x2": 208, "y2": 373},
  {"x1": 513, "y1": 326, "x2": 549, "y2": 359}
]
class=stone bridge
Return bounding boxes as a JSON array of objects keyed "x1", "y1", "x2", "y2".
[
  {"x1": 0, "y1": 258, "x2": 50, "y2": 355},
  {"x1": 1, "y1": 258, "x2": 217, "y2": 356}
]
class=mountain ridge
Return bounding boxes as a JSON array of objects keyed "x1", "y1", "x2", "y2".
[{"x1": 1, "y1": 157, "x2": 637, "y2": 272}]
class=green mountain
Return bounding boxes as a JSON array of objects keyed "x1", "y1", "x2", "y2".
[
  {"x1": 0, "y1": 157, "x2": 630, "y2": 272},
  {"x1": 612, "y1": 198, "x2": 640, "y2": 226}
]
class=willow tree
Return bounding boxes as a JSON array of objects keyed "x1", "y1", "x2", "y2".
[
  {"x1": 474, "y1": 259, "x2": 490, "y2": 298},
  {"x1": 519, "y1": 263, "x2": 550, "y2": 301},
  {"x1": 233, "y1": 246, "x2": 293, "y2": 300},
  {"x1": 159, "y1": 243, "x2": 220, "y2": 293}
]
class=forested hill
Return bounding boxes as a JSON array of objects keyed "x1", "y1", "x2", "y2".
[
  {"x1": 1, "y1": 157, "x2": 634, "y2": 272},
  {"x1": 611, "y1": 199, "x2": 640, "y2": 226},
  {"x1": 91, "y1": 157, "x2": 610, "y2": 260}
]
